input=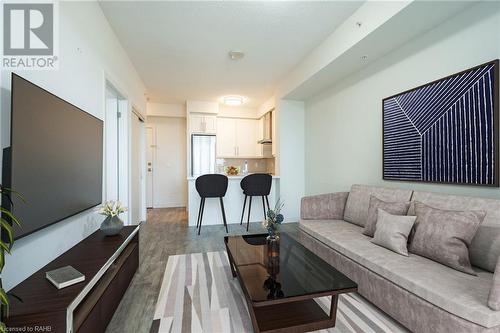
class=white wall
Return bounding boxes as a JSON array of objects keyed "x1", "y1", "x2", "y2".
[
  {"x1": 276, "y1": 100, "x2": 305, "y2": 222},
  {"x1": 277, "y1": 1, "x2": 411, "y2": 99},
  {"x1": 0, "y1": 2, "x2": 147, "y2": 290},
  {"x1": 147, "y1": 102, "x2": 185, "y2": 118},
  {"x1": 305, "y1": 2, "x2": 500, "y2": 199},
  {"x1": 258, "y1": 96, "x2": 276, "y2": 118},
  {"x1": 147, "y1": 116, "x2": 187, "y2": 208}
]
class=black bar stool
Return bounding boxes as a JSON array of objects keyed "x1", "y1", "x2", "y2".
[
  {"x1": 195, "y1": 174, "x2": 229, "y2": 235},
  {"x1": 240, "y1": 173, "x2": 272, "y2": 231}
]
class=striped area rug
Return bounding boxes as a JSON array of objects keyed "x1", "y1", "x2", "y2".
[{"x1": 150, "y1": 252, "x2": 409, "y2": 333}]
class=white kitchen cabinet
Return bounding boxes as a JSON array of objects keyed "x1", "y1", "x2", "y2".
[
  {"x1": 257, "y1": 117, "x2": 264, "y2": 143},
  {"x1": 204, "y1": 115, "x2": 217, "y2": 133},
  {"x1": 190, "y1": 115, "x2": 204, "y2": 133},
  {"x1": 190, "y1": 114, "x2": 217, "y2": 134},
  {"x1": 271, "y1": 111, "x2": 276, "y2": 156},
  {"x1": 236, "y1": 119, "x2": 259, "y2": 157},
  {"x1": 216, "y1": 118, "x2": 237, "y2": 157},
  {"x1": 216, "y1": 117, "x2": 260, "y2": 158}
]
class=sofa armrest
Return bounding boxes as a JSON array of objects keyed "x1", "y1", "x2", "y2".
[
  {"x1": 300, "y1": 192, "x2": 349, "y2": 220},
  {"x1": 488, "y1": 256, "x2": 500, "y2": 310}
]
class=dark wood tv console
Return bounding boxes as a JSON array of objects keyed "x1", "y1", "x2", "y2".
[{"x1": 6, "y1": 225, "x2": 140, "y2": 333}]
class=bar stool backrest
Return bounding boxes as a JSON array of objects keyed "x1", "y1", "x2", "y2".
[
  {"x1": 195, "y1": 174, "x2": 229, "y2": 198},
  {"x1": 240, "y1": 173, "x2": 272, "y2": 196}
]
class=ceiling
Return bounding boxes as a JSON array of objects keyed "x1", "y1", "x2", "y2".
[{"x1": 99, "y1": 1, "x2": 364, "y2": 107}]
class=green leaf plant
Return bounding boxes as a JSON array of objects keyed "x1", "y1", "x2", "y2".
[{"x1": 0, "y1": 185, "x2": 24, "y2": 333}]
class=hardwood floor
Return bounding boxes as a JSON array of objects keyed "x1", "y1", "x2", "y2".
[{"x1": 106, "y1": 207, "x2": 298, "y2": 333}]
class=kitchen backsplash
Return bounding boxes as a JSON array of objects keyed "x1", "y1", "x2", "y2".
[{"x1": 218, "y1": 158, "x2": 275, "y2": 174}]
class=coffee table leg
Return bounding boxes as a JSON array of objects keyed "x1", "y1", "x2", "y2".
[
  {"x1": 329, "y1": 295, "x2": 339, "y2": 324},
  {"x1": 229, "y1": 260, "x2": 237, "y2": 278},
  {"x1": 225, "y1": 244, "x2": 237, "y2": 278}
]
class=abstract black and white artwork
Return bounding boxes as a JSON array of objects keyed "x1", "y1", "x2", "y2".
[{"x1": 383, "y1": 60, "x2": 499, "y2": 186}]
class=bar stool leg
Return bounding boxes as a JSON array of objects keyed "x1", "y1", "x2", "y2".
[
  {"x1": 247, "y1": 196, "x2": 252, "y2": 232},
  {"x1": 265, "y1": 196, "x2": 270, "y2": 212},
  {"x1": 240, "y1": 195, "x2": 247, "y2": 225},
  {"x1": 196, "y1": 197, "x2": 204, "y2": 229},
  {"x1": 261, "y1": 196, "x2": 267, "y2": 220},
  {"x1": 198, "y1": 198, "x2": 205, "y2": 235},
  {"x1": 220, "y1": 197, "x2": 228, "y2": 233}
]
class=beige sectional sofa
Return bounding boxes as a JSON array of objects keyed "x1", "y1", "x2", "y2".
[{"x1": 298, "y1": 184, "x2": 500, "y2": 333}]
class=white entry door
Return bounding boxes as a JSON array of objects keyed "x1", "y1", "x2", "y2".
[{"x1": 146, "y1": 126, "x2": 155, "y2": 208}]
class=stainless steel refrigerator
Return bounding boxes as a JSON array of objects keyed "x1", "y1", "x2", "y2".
[{"x1": 191, "y1": 134, "x2": 216, "y2": 176}]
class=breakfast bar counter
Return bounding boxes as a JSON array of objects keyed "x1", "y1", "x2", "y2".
[{"x1": 187, "y1": 174, "x2": 279, "y2": 226}]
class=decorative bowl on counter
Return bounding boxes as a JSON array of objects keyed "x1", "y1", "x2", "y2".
[{"x1": 224, "y1": 165, "x2": 240, "y2": 176}]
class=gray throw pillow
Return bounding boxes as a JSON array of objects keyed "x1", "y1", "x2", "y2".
[
  {"x1": 488, "y1": 256, "x2": 500, "y2": 310},
  {"x1": 409, "y1": 202, "x2": 485, "y2": 275},
  {"x1": 371, "y1": 209, "x2": 416, "y2": 256},
  {"x1": 363, "y1": 196, "x2": 411, "y2": 237}
]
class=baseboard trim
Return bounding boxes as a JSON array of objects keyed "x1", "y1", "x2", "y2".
[{"x1": 152, "y1": 204, "x2": 186, "y2": 209}]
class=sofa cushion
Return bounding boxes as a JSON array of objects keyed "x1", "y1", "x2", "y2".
[
  {"x1": 344, "y1": 184, "x2": 413, "y2": 227},
  {"x1": 363, "y1": 196, "x2": 411, "y2": 237},
  {"x1": 299, "y1": 219, "x2": 499, "y2": 328},
  {"x1": 410, "y1": 191, "x2": 500, "y2": 273},
  {"x1": 488, "y1": 256, "x2": 500, "y2": 310},
  {"x1": 371, "y1": 209, "x2": 416, "y2": 256},
  {"x1": 410, "y1": 202, "x2": 485, "y2": 275},
  {"x1": 300, "y1": 192, "x2": 349, "y2": 220}
]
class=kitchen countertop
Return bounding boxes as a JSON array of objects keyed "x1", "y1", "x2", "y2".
[
  {"x1": 187, "y1": 173, "x2": 278, "y2": 226},
  {"x1": 187, "y1": 174, "x2": 279, "y2": 181}
]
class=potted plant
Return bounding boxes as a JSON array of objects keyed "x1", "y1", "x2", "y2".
[
  {"x1": 262, "y1": 199, "x2": 284, "y2": 241},
  {"x1": 262, "y1": 200, "x2": 284, "y2": 259},
  {"x1": 96, "y1": 201, "x2": 127, "y2": 236},
  {"x1": 0, "y1": 185, "x2": 23, "y2": 333}
]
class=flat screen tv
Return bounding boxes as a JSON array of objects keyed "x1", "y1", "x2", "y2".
[{"x1": 3, "y1": 74, "x2": 103, "y2": 240}]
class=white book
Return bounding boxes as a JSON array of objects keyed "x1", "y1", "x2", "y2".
[{"x1": 45, "y1": 266, "x2": 85, "y2": 289}]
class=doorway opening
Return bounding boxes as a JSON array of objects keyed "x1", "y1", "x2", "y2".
[
  {"x1": 146, "y1": 116, "x2": 187, "y2": 209},
  {"x1": 105, "y1": 82, "x2": 129, "y2": 223}
]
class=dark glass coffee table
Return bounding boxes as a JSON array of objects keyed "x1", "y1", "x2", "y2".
[{"x1": 224, "y1": 233, "x2": 357, "y2": 333}]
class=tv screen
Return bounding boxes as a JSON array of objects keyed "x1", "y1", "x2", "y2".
[{"x1": 5, "y1": 74, "x2": 103, "y2": 240}]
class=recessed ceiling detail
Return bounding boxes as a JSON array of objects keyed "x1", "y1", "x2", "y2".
[{"x1": 99, "y1": 1, "x2": 364, "y2": 106}]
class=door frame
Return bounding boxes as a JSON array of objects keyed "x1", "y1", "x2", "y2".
[
  {"x1": 146, "y1": 125, "x2": 156, "y2": 208},
  {"x1": 104, "y1": 80, "x2": 130, "y2": 224},
  {"x1": 130, "y1": 108, "x2": 147, "y2": 223}
]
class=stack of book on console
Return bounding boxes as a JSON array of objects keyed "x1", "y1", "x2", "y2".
[{"x1": 45, "y1": 266, "x2": 85, "y2": 289}]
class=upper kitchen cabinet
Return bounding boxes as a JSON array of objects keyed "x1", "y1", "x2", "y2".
[
  {"x1": 236, "y1": 119, "x2": 259, "y2": 157},
  {"x1": 271, "y1": 110, "x2": 276, "y2": 156},
  {"x1": 216, "y1": 117, "x2": 237, "y2": 156},
  {"x1": 190, "y1": 114, "x2": 217, "y2": 134},
  {"x1": 187, "y1": 101, "x2": 218, "y2": 134},
  {"x1": 204, "y1": 115, "x2": 217, "y2": 133},
  {"x1": 216, "y1": 117, "x2": 260, "y2": 158}
]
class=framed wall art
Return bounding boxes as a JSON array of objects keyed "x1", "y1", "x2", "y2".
[{"x1": 383, "y1": 60, "x2": 499, "y2": 186}]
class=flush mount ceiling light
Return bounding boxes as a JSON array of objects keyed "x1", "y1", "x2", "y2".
[
  {"x1": 228, "y1": 50, "x2": 245, "y2": 61},
  {"x1": 222, "y1": 95, "x2": 246, "y2": 106}
]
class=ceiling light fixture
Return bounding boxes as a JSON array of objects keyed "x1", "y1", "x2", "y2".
[
  {"x1": 361, "y1": 55, "x2": 368, "y2": 60},
  {"x1": 222, "y1": 95, "x2": 245, "y2": 106},
  {"x1": 228, "y1": 50, "x2": 245, "y2": 61}
]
